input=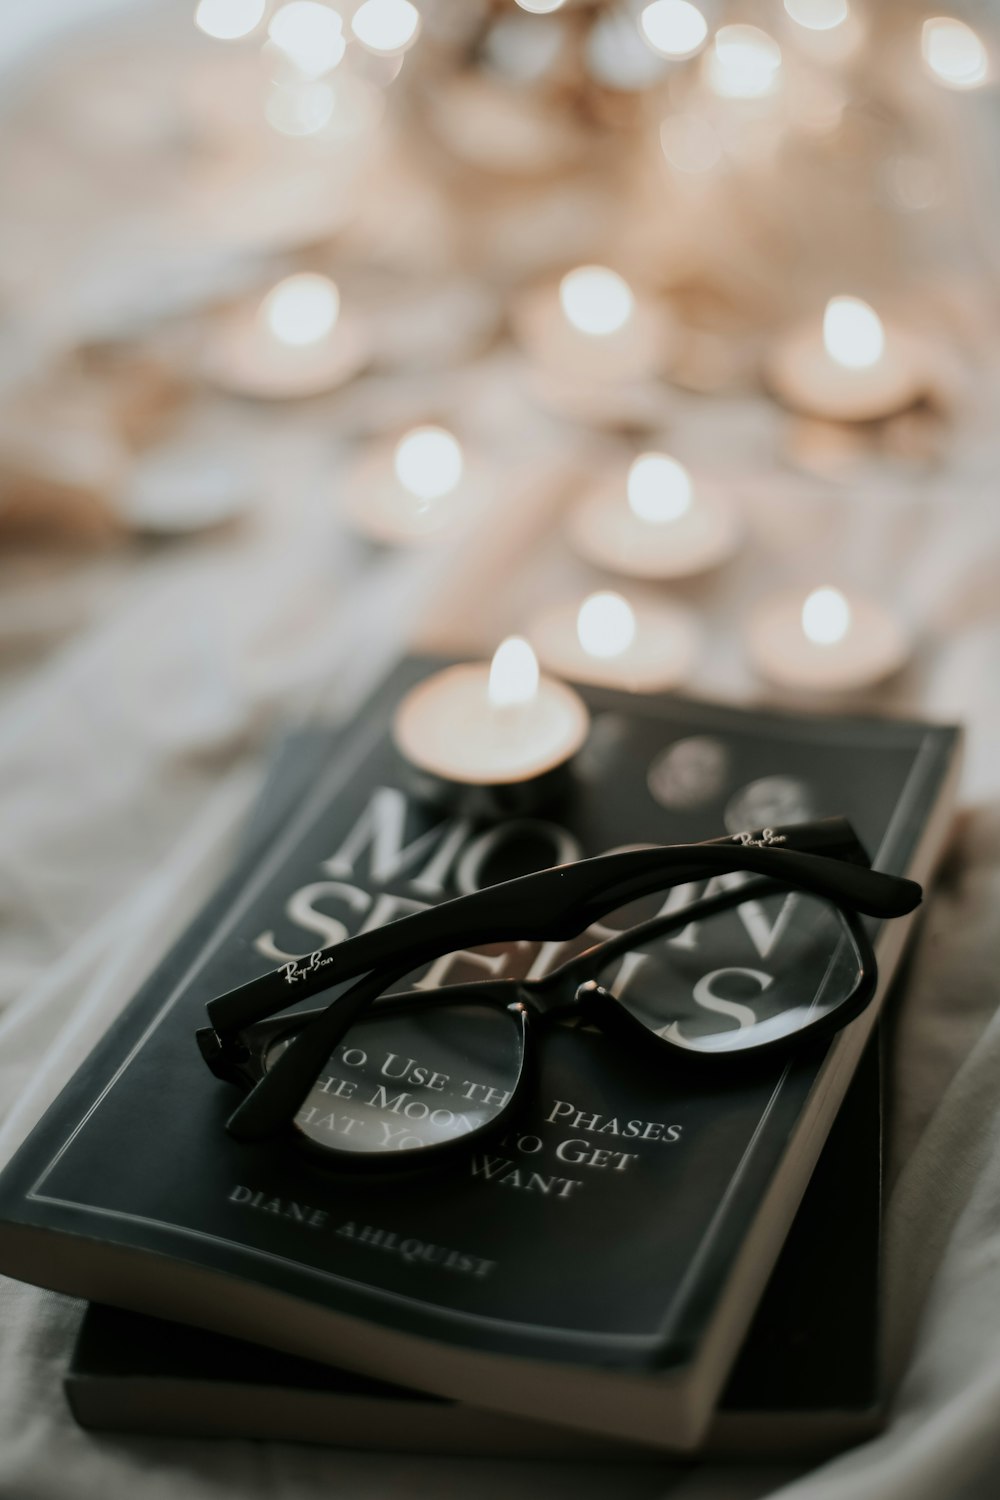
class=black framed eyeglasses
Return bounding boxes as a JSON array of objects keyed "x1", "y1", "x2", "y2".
[{"x1": 197, "y1": 817, "x2": 921, "y2": 1168}]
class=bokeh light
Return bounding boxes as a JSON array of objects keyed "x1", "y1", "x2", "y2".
[
  {"x1": 627, "y1": 454, "x2": 693, "y2": 524},
  {"x1": 801, "y1": 587, "x2": 851, "y2": 645},
  {"x1": 262, "y1": 274, "x2": 341, "y2": 346},
  {"x1": 559, "y1": 267, "x2": 635, "y2": 336},
  {"x1": 822, "y1": 297, "x2": 885, "y2": 369}
]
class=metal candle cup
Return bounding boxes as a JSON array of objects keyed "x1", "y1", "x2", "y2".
[{"x1": 393, "y1": 640, "x2": 590, "y2": 815}]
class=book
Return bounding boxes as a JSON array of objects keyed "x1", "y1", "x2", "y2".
[
  {"x1": 65, "y1": 1035, "x2": 884, "y2": 1459},
  {"x1": 0, "y1": 658, "x2": 960, "y2": 1449},
  {"x1": 63, "y1": 725, "x2": 886, "y2": 1458}
]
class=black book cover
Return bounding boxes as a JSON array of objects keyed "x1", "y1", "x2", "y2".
[
  {"x1": 0, "y1": 658, "x2": 959, "y2": 1448},
  {"x1": 65, "y1": 1035, "x2": 883, "y2": 1458}
]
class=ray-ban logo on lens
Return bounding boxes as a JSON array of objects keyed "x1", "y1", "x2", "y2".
[{"x1": 732, "y1": 828, "x2": 787, "y2": 850}]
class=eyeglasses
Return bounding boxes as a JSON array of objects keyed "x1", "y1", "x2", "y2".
[{"x1": 197, "y1": 817, "x2": 920, "y2": 1168}]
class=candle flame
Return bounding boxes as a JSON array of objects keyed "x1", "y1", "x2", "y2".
[
  {"x1": 559, "y1": 267, "x2": 635, "y2": 337},
  {"x1": 922, "y1": 18, "x2": 988, "y2": 89},
  {"x1": 707, "y1": 25, "x2": 782, "y2": 99},
  {"x1": 627, "y1": 453, "x2": 693, "y2": 524},
  {"x1": 393, "y1": 427, "x2": 464, "y2": 502},
  {"x1": 195, "y1": 0, "x2": 265, "y2": 40},
  {"x1": 577, "y1": 593, "x2": 637, "y2": 660},
  {"x1": 488, "y1": 637, "x2": 539, "y2": 708},
  {"x1": 802, "y1": 587, "x2": 851, "y2": 646},
  {"x1": 262, "y1": 274, "x2": 340, "y2": 348},
  {"x1": 639, "y1": 1, "x2": 708, "y2": 60},
  {"x1": 268, "y1": 1, "x2": 346, "y2": 78},
  {"x1": 783, "y1": 0, "x2": 848, "y2": 32},
  {"x1": 351, "y1": 0, "x2": 421, "y2": 56},
  {"x1": 822, "y1": 296, "x2": 885, "y2": 369}
]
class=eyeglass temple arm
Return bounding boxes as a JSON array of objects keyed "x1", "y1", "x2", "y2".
[
  {"x1": 535, "y1": 876, "x2": 808, "y2": 993},
  {"x1": 206, "y1": 817, "x2": 918, "y2": 1037}
]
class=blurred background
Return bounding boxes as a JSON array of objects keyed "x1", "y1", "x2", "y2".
[{"x1": 1, "y1": 0, "x2": 999, "y2": 1025}]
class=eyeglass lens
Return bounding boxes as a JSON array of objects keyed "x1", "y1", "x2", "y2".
[
  {"x1": 264, "y1": 885, "x2": 862, "y2": 1157},
  {"x1": 588, "y1": 887, "x2": 862, "y2": 1055}
]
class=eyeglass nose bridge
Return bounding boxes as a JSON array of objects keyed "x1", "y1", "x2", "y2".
[{"x1": 574, "y1": 978, "x2": 612, "y2": 1013}]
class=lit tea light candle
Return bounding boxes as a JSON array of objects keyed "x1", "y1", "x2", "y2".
[
  {"x1": 351, "y1": 0, "x2": 421, "y2": 55},
  {"x1": 513, "y1": 266, "x2": 670, "y2": 387},
  {"x1": 268, "y1": 1, "x2": 346, "y2": 78},
  {"x1": 783, "y1": 0, "x2": 863, "y2": 61},
  {"x1": 921, "y1": 17, "x2": 989, "y2": 90},
  {"x1": 705, "y1": 25, "x2": 782, "y2": 99},
  {"x1": 766, "y1": 296, "x2": 926, "y2": 423},
  {"x1": 783, "y1": 0, "x2": 849, "y2": 30},
  {"x1": 747, "y1": 585, "x2": 910, "y2": 692},
  {"x1": 531, "y1": 591, "x2": 701, "y2": 692},
  {"x1": 639, "y1": 1, "x2": 709, "y2": 60},
  {"x1": 195, "y1": 0, "x2": 266, "y2": 40},
  {"x1": 204, "y1": 272, "x2": 369, "y2": 400},
  {"x1": 342, "y1": 425, "x2": 492, "y2": 545},
  {"x1": 394, "y1": 639, "x2": 590, "y2": 805},
  {"x1": 569, "y1": 452, "x2": 741, "y2": 579}
]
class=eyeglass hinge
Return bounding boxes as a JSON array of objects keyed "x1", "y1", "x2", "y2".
[{"x1": 196, "y1": 1026, "x2": 250, "y2": 1085}]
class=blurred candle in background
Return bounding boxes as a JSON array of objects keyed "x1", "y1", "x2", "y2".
[
  {"x1": 394, "y1": 426, "x2": 464, "y2": 501},
  {"x1": 577, "y1": 591, "x2": 636, "y2": 658},
  {"x1": 351, "y1": 0, "x2": 421, "y2": 57},
  {"x1": 532, "y1": 590, "x2": 701, "y2": 691},
  {"x1": 766, "y1": 295, "x2": 927, "y2": 421},
  {"x1": 747, "y1": 585, "x2": 910, "y2": 691},
  {"x1": 823, "y1": 296, "x2": 885, "y2": 367},
  {"x1": 802, "y1": 585, "x2": 852, "y2": 644},
  {"x1": 513, "y1": 266, "x2": 671, "y2": 388},
  {"x1": 343, "y1": 425, "x2": 492, "y2": 544},
  {"x1": 268, "y1": 2, "x2": 346, "y2": 77},
  {"x1": 784, "y1": 0, "x2": 850, "y2": 31},
  {"x1": 639, "y1": 1, "x2": 709, "y2": 62},
  {"x1": 921, "y1": 17, "x2": 989, "y2": 90},
  {"x1": 783, "y1": 0, "x2": 863, "y2": 62},
  {"x1": 204, "y1": 272, "x2": 370, "y2": 399},
  {"x1": 706, "y1": 25, "x2": 782, "y2": 99},
  {"x1": 569, "y1": 452, "x2": 741, "y2": 579},
  {"x1": 559, "y1": 266, "x2": 634, "y2": 338},
  {"x1": 195, "y1": 0, "x2": 266, "y2": 41},
  {"x1": 626, "y1": 452, "x2": 692, "y2": 524},
  {"x1": 264, "y1": 274, "x2": 340, "y2": 345}
]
